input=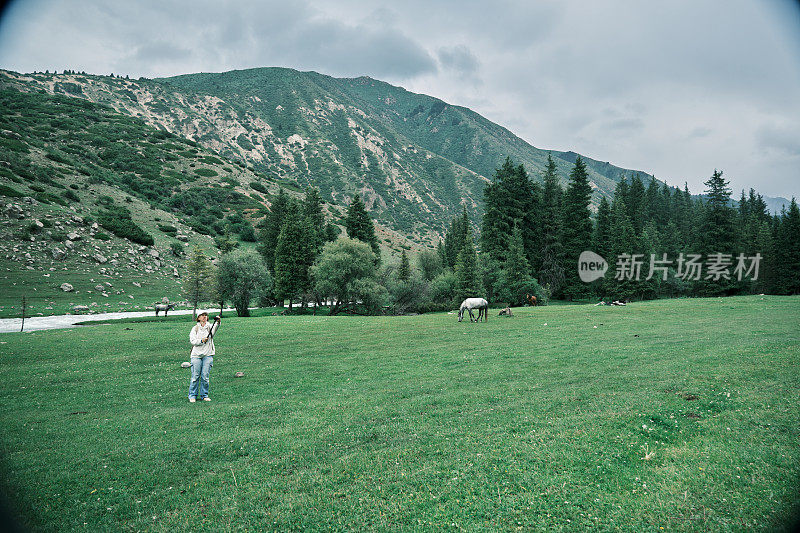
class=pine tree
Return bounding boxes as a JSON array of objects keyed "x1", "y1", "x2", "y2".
[
  {"x1": 697, "y1": 169, "x2": 736, "y2": 296},
  {"x1": 257, "y1": 188, "x2": 289, "y2": 273},
  {"x1": 638, "y1": 220, "x2": 660, "y2": 300},
  {"x1": 480, "y1": 157, "x2": 536, "y2": 263},
  {"x1": 436, "y1": 240, "x2": 447, "y2": 269},
  {"x1": 614, "y1": 176, "x2": 629, "y2": 208},
  {"x1": 444, "y1": 208, "x2": 470, "y2": 269},
  {"x1": 303, "y1": 187, "x2": 325, "y2": 256},
  {"x1": 538, "y1": 154, "x2": 564, "y2": 297},
  {"x1": 644, "y1": 178, "x2": 661, "y2": 226},
  {"x1": 454, "y1": 233, "x2": 483, "y2": 303},
  {"x1": 593, "y1": 195, "x2": 613, "y2": 261},
  {"x1": 397, "y1": 249, "x2": 411, "y2": 281},
  {"x1": 559, "y1": 156, "x2": 593, "y2": 300},
  {"x1": 753, "y1": 220, "x2": 775, "y2": 294},
  {"x1": 496, "y1": 222, "x2": 540, "y2": 306},
  {"x1": 607, "y1": 198, "x2": 638, "y2": 301},
  {"x1": 773, "y1": 198, "x2": 800, "y2": 294},
  {"x1": 627, "y1": 175, "x2": 646, "y2": 234},
  {"x1": 659, "y1": 183, "x2": 673, "y2": 226},
  {"x1": 182, "y1": 246, "x2": 214, "y2": 320},
  {"x1": 273, "y1": 207, "x2": 315, "y2": 310},
  {"x1": 345, "y1": 194, "x2": 380, "y2": 261}
]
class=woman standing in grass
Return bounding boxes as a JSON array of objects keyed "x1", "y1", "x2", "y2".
[{"x1": 189, "y1": 311, "x2": 220, "y2": 403}]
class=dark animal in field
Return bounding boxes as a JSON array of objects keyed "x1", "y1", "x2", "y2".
[
  {"x1": 526, "y1": 294, "x2": 537, "y2": 306},
  {"x1": 155, "y1": 303, "x2": 175, "y2": 316},
  {"x1": 459, "y1": 298, "x2": 489, "y2": 322},
  {"x1": 498, "y1": 307, "x2": 513, "y2": 317}
]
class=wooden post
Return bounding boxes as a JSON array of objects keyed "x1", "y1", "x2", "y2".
[{"x1": 20, "y1": 295, "x2": 26, "y2": 332}]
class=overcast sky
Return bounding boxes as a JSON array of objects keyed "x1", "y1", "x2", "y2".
[{"x1": 1, "y1": 0, "x2": 799, "y2": 200}]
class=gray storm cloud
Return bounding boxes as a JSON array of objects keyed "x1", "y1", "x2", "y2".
[{"x1": 0, "y1": 0, "x2": 798, "y2": 198}]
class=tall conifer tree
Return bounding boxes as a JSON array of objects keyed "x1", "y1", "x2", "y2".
[
  {"x1": 697, "y1": 169, "x2": 736, "y2": 296},
  {"x1": 444, "y1": 207, "x2": 470, "y2": 269},
  {"x1": 397, "y1": 249, "x2": 411, "y2": 281},
  {"x1": 496, "y1": 222, "x2": 539, "y2": 306},
  {"x1": 345, "y1": 194, "x2": 380, "y2": 261},
  {"x1": 559, "y1": 156, "x2": 593, "y2": 300},
  {"x1": 454, "y1": 233, "x2": 483, "y2": 303},
  {"x1": 480, "y1": 158, "x2": 536, "y2": 263},
  {"x1": 257, "y1": 188, "x2": 289, "y2": 274},
  {"x1": 539, "y1": 154, "x2": 564, "y2": 296},
  {"x1": 273, "y1": 205, "x2": 315, "y2": 310},
  {"x1": 773, "y1": 198, "x2": 800, "y2": 294}
]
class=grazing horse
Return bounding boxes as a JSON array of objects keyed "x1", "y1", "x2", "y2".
[
  {"x1": 155, "y1": 303, "x2": 175, "y2": 316},
  {"x1": 526, "y1": 293, "x2": 537, "y2": 306},
  {"x1": 458, "y1": 298, "x2": 489, "y2": 322}
]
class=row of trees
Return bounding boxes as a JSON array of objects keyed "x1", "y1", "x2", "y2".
[
  {"x1": 454, "y1": 154, "x2": 800, "y2": 303},
  {"x1": 183, "y1": 188, "x2": 397, "y2": 316},
  {"x1": 184, "y1": 157, "x2": 800, "y2": 317}
]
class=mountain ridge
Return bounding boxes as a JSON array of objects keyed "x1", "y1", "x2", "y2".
[{"x1": 1, "y1": 67, "x2": 657, "y2": 241}]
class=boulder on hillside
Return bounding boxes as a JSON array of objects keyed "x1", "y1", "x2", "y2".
[
  {"x1": 51, "y1": 248, "x2": 66, "y2": 261},
  {"x1": 67, "y1": 232, "x2": 81, "y2": 241},
  {"x1": 60, "y1": 283, "x2": 74, "y2": 292},
  {"x1": 92, "y1": 253, "x2": 107, "y2": 264},
  {"x1": 3, "y1": 204, "x2": 24, "y2": 219}
]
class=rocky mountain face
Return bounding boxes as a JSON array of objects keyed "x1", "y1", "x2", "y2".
[{"x1": 1, "y1": 67, "x2": 656, "y2": 242}]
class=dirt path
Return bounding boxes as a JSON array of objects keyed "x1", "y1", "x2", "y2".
[{"x1": 0, "y1": 309, "x2": 204, "y2": 333}]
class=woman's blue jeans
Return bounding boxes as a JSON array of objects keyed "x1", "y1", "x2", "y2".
[{"x1": 189, "y1": 356, "x2": 213, "y2": 399}]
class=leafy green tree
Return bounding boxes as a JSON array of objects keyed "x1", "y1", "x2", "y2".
[
  {"x1": 538, "y1": 154, "x2": 564, "y2": 297},
  {"x1": 426, "y1": 270, "x2": 458, "y2": 311},
  {"x1": 182, "y1": 246, "x2": 214, "y2": 320},
  {"x1": 559, "y1": 156, "x2": 593, "y2": 300},
  {"x1": 311, "y1": 238, "x2": 387, "y2": 315},
  {"x1": 273, "y1": 207, "x2": 315, "y2": 310},
  {"x1": 345, "y1": 194, "x2": 380, "y2": 261},
  {"x1": 215, "y1": 249, "x2": 272, "y2": 317},
  {"x1": 417, "y1": 248, "x2": 443, "y2": 281},
  {"x1": 454, "y1": 233, "x2": 484, "y2": 304},
  {"x1": 387, "y1": 271, "x2": 427, "y2": 315},
  {"x1": 214, "y1": 232, "x2": 239, "y2": 253}
]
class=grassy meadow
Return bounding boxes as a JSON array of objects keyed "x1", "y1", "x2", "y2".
[{"x1": 0, "y1": 296, "x2": 798, "y2": 531}]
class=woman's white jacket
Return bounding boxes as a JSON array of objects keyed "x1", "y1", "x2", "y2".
[{"x1": 190, "y1": 321, "x2": 218, "y2": 358}]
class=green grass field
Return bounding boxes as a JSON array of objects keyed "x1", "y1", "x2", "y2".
[{"x1": 1, "y1": 296, "x2": 798, "y2": 531}]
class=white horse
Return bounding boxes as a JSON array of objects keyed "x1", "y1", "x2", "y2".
[{"x1": 458, "y1": 298, "x2": 488, "y2": 322}]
